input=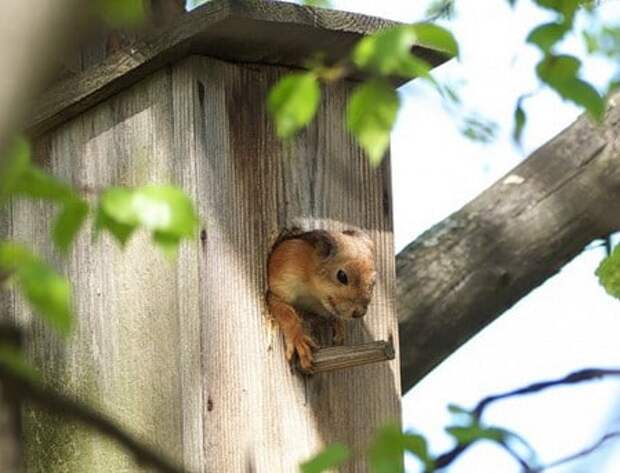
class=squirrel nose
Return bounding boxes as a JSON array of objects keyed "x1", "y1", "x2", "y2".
[{"x1": 352, "y1": 308, "x2": 366, "y2": 319}]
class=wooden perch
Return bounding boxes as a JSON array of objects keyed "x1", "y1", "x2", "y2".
[
  {"x1": 311, "y1": 341, "x2": 395, "y2": 373},
  {"x1": 397, "y1": 92, "x2": 620, "y2": 392}
]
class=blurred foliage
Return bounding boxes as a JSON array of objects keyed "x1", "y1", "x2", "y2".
[
  {"x1": 95, "y1": 185, "x2": 199, "y2": 257},
  {"x1": 300, "y1": 443, "x2": 349, "y2": 473},
  {"x1": 303, "y1": 369, "x2": 620, "y2": 472},
  {"x1": 596, "y1": 244, "x2": 620, "y2": 299},
  {"x1": 0, "y1": 136, "x2": 198, "y2": 346},
  {"x1": 369, "y1": 424, "x2": 433, "y2": 473},
  {"x1": 459, "y1": 115, "x2": 498, "y2": 143},
  {"x1": 268, "y1": 0, "x2": 620, "y2": 162},
  {"x1": 0, "y1": 344, "x2": 40, "y2": 381},
  {"x1": 425, "y1": 0, "x2": 456, "y2": 20},
  {"x1": 346, "y1": 80, "x2": 399, "y2": 166},
  {"x1": 268, "y1": 22, "x2": 457, "y2": 164},
  {"x1": 302, "y1": 0, "x2": 331, "y2": 7},
  {"x1": 96, "y1": 0, "x2": 147, "y2": 26},
  {"x1": 268, "y1": 72, "x2": 321, "y2": 139},
  {"x1": 0, "y1": 242, "x2": 72, "y2": 336},
  {"x1": 1, "y1": 138, "x2": 88, "y2": 253}
]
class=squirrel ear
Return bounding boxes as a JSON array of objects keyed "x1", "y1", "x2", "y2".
[
  {"x1": 342, "y1": 229, "x2": 374, "y2": 252},
  {"x1": 297, "y1": 230, "x2": 337, "y2": 259}
]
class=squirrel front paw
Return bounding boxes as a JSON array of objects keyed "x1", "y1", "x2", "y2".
[
  {"x1": 330, "y1": 319, "x2": 345, "y2": 346},
  {"x1": 285, "y1": 333, "x2": 318, "y2": 373}
]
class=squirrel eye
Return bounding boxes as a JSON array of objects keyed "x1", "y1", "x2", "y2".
[{"x1": 337, "y1": 270, "x2": 348, "y2": 285}]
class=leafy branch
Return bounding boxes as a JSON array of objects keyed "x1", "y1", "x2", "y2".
[
  {"x1": 301, "y1": 367, "x2": 620, "y2": 472},
  {"x1": 270, "y1": 0, "x2": 620, "y2": 161},
  {"x1": 268, "y1": 22, "x2": 459, "y2": 165}
]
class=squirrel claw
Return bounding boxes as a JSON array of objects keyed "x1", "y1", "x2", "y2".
[
  {"x1": 331, "y1": 319, "x2": 345, "y2": 346},
  {"x1": 286, "y1": 334, "x2": 317, "y2": 373}
]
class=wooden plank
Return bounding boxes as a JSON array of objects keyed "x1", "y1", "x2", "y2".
[
  {"x1": 8, "y1": 68, "x2": 189, "y2": 472},
  {"x1": 312, "y1": 341, "x2": 396, "y2": 373},
  {"x1": 180, "y1": 56, "x2": 400, "y2": 472},
  {"x1": 27, "y1": 0, "x2": 449, "y2": 137}
]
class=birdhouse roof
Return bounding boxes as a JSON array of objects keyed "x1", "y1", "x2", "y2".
[{"x1": 29, "y1": 0, "x2": 450, "y2": 136}]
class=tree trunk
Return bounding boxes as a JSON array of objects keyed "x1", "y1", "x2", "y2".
[{"x1": 397, "y1": 93, "x2": 620, "y2": 392}]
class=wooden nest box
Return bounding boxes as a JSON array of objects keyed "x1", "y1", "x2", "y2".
[{"x1": 5, "y1": 1, "x2": 447, "y2": 471}]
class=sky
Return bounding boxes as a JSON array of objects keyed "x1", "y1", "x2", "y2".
[{"x1": 322, "y1": 0, "x2": 620, "y2": 472}]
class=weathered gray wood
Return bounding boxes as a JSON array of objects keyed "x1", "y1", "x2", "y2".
[
  {"x1": 27, "y1": 0, "x2": 449, "y2": 138},
  {"x1": 4, "y1": 55, "x2": 399, "y2": 472},
  {"x1": 10, "y1": 68, "x2": 186, "y2": 473},
  {"x1": 313, "y1": 341, "x2": 395, "y2": 373},
  {"x1": 0, "y1": 325, "x2": 22, "y2": 473},
  {"x1": 397, "y1": 92, "x2": 620, "y2": 392}
]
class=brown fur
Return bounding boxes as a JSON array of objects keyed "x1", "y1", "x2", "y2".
[{"x1": 267, "y1": 230, "x2": 376, "y2": 373}]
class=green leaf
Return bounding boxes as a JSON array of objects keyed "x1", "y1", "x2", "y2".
[
  {"x1": 353, "y1": 24, "x2": 456, "y2": 80},
  {"x1": 596, "y1": 244, "x2": 620, "y2": 299},
  {"x1": 533, "y1": 0, "x2": 578, "y2": 22},
  {"x1": 95, "y1": 205, "x2": 135, "y2": 246},
  {"x1": 53, "y1": 199, "x2": 89, "y2": 253},
  {"x1": 303, "y1": 0, "x2": 331, "y2": 7},
  {"x1": 96, "y1": 0, "x2": 146, "y2": 26},
  {"x1": 446, "y1": 424, "x2": 505, "y2": 444},
  {"x1": 527, "y1": 22, "x2": 569, "y2": 53},
  {"x1": 1, "y1": 140, "x2": 88, "y2": 252},
  {"x1": 410, "y1": 23, "x2": 459, "y2": 57},
  {"x1": 402, "y1": 432, "x2": 432, "y2": 467},
  {"x1": 460, "y1": 115, "x2": 498, "y2": 143},
  {"x1": 97, "y1": 185, "x2": 198, "y2": 253},
  {"x1": 583, "y1": 31, "x2": 599, "y2": 54},
  {"x1": 0, "y1": 344, "x2": 40, "y2": 382},
  {"x1": 268, "y1": 72, "x2": 321, "y2": 138},
  {"x1": 425, "y1": 0, "x2": 455, "y2": 20},
  {"x1": 300, "y1": 443, "x2": 350, "y2": 473},
  {"x1": 369, "y1": 424, "x2": 406, "y2": 473},
  {"x1": 536, "y1": 54, "x2": 605, "y2": 121},
  {"x1": 133, "y1": 186, "x2": 198, "y2": 237},
  {"x1": 513, "y1": 101, "x2": 527, "y2": 145},
  {"x1": 536, "y1": 54, "x2": 581, "y2": 83},
  {"x1": 19, "y1": 260, "x2": 72, "y2": 335},
  {"x1": 12, "y1": 166, "x2": 76, "y2": 202},
  {"x1": 447, "y1": 404, "x2": 471, "y2": 415},
  {"x1": 0, "y1": 243, "x2": 73, "y2": 336},
  {"x1": 347, "y1": 79, "x2": 399, "y2": 166},
  {"x1": 0, "y1": 136, "x2": 30, "y2": 202},
  {"x1": 368, "y1": 424, "x2": 432, "y2": 473}
]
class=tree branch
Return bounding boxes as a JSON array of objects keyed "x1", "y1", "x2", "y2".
[
  {"x1": 0, "y1": 364, "x2": 190, "y2": 473},
  {"x1": 433, "y1": 368, "x2": 620, "y2": 471},
  {"x1": 397, "y1": 93, "x2": 620, "y2": 392},
  {"x1": 533, "y1": 431, "x2": 620, "y2": 472},
  {"x1": 473, "y1": 368, "x2": 620, "y2": 420}
]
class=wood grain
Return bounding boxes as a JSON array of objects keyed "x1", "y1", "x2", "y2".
[
  {"x1": 312, "y1": 341, "x2": 395, "y2": 373},
  {"x1": 3, "y1": 55, "x2": 400, "y2": 472},
  {"x1": 27, "y1": 0, "x2": 449, "y2": 137},
  {"x1": 0, "y1": 325, "x2": 22, "y2": 473},
  {"x1": 397, "y1": 91, "x2": 620, "y2": 392}
]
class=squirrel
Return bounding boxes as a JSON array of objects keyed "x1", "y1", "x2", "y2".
[{"x1": 267, "y1": 229, "x2": 377, "y2": 373}]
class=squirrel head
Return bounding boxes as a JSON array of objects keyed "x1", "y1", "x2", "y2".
[{"x1": 305, "y1": 230, "x2": 377, "y2": 320}]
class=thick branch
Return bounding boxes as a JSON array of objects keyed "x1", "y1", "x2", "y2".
[{"x1": 397, "y1": 93, "x2": 620, "y2": 392}]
